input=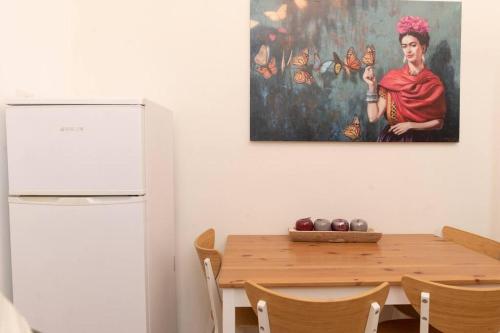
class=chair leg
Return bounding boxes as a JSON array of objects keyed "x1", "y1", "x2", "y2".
[
  {"x1": 256, "y1": 300, "x2": 270, "y2": 333},
  {"x1": 420, "y1": 292, "x2": 430, "y2": 333},
  {"x1": 204, "y1": 259, "x2": 223, "y2": 333},
  {"x1": 364, "y1": 302, "x2": 381, "y2": 333}
]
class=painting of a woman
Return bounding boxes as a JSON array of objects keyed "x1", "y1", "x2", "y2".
[{"x1": 363, "y1": 16, "x2": 447, "y2": 142}]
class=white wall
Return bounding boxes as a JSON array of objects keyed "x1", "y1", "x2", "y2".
[
  {"x1": 0, "y1": 0, "x2": 499, "y2": 332},
  {"x1": 493, "y1": 73, "x2": 500, "y2": 240}
]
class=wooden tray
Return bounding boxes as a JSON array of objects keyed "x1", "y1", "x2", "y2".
[{"x1": 288, "y1": 228, "x2": 382, "y2": 243}]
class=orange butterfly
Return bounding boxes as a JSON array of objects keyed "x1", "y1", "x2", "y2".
[
  {"x1": 344, "y1": 47, "x2": 362, "y2": 74},
  {"x1": 256, "y1": 57, "x2": 278, "y2": 79},
  {"x1": 362, "y1": 45, "x2": 376, "y2": 66},
  {"x1": 291, "y1": 48, "x2": 314, "y2": 85},
  {"x1": 294, "y1": 71, "x2": 314, "y2": 85},
  {"x1": 254, "y1": 45, "x2": 278, "y2": 79},
  {"x1": 343, "y1": 116, "x2": 361, "y2": 140},
  {"x1": 291, "y1": 48, "x2": 309, "y2": 67}
]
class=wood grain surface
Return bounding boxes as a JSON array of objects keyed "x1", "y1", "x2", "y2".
[
  {"x1": 218, "y1": 234, "x2": 500, "y2": 288},
  {"x1": 401, "y1": 275, "x2": 500, "y2": 333},
  {"x1": 442, "y1": 226, "x2": 500, "y2": 260},
  {"x1": 245, "y1": 280, "x2": 389, "y2": 333}
]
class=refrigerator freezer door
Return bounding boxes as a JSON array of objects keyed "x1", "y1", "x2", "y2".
[
  {"x1": 9, "y1": 196, "x2": 147, "y2": 333},
  {"x1": 6, "y1": 104, "x2": 145, "y2": 195}
]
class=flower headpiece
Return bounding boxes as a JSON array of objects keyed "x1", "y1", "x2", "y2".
[{"x1": 397, "y1": 16, "x2": 430, "y2": 35}]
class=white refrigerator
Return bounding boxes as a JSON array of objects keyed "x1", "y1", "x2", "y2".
[{"x1": 5, "y1": 100, "x2": 176, "y2": 333}]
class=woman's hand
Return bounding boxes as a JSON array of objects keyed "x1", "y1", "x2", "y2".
[
  {"x1": 363, "y1": 66, "x2": 377, "y2": 92},
  {"x1": 390, "y1": 122, "x2": 414, "y2": 135}
]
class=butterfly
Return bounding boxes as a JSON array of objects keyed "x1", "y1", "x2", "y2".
[
  {"x1": 250, "y1": 20, "x2": 259, "y2": 29},
  {"x1": 254, "y1": 45, "x2": 277, "y2": 79},
  {"x1": 318, "y1": 51, "x2": 346, "y2": 75},
  {"x1": 319, "y1": 60, "x2": 333, "y2": 74},
  {"x1": 257, "y1": 57, "x2": 277, "y2": 79},
  {"x1": 291, "y1": 48, "x2": 309, "y2": 67},
  {"x1": 294, "y1": 0, "x2": 308, "y2": 9},
  {"x1": 294, "y1": 71, "x2": 314, "y2": 85},
  {"x1": 343, "y1": 47, "x2": 362, "y2": 74},
  {"x1": 343, "y1": 116, "x2": 361, "y2": 140},
  {"x1": 333, "y1": 52, "x2": 343, "y2": 75},
  {"x1": 264, "y1": 4, "x2": 287, "y2": 21},
  {"x1": 362, "y1": 45, "x2": 376, "y2": 66},
  {"x1": 291, "y1": 49, "x2": 314, "y2": 85}
]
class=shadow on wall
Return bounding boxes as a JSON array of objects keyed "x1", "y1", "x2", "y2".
[{"x1": 429, "y1": 40, "x2": 460, "y2": 142}]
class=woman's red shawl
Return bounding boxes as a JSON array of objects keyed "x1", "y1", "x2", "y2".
[{"x1": 379, "y1": 65, "x2": 446, "y2": 123}]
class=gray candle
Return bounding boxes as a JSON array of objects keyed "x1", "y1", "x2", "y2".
[
  {"x1": 350, "y1": 218, "x2": 368, "y2": 232},
  {"x1": 314, "y1": 219, "x2": 332, "y2": 231}
]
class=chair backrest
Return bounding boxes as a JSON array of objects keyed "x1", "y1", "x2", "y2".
[
  {"x1": 442, "y1": 226, "x2": 500, "y2": 260},
  {"x1": 244, "y1": 281, "x2": 389, "y2": 333},
  {"x1": 194, "y1": 228, "x2": 223, "y2": 277},
  {"x1": 194, "y1": 229, "x2": 224, "y2": 333},
  {"x1": 402, "y1": 275, "x2": 500, "y2": 333}
]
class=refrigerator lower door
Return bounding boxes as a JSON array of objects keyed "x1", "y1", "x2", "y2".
[{"x1": 9, "y1": 196, "x2": 147, "y2": 333}]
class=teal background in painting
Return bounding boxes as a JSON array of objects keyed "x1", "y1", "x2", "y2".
[{"x1": 250, "y1": 0, "x2": 461, "y2": 141}]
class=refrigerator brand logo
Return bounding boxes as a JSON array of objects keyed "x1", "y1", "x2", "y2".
[{"x1": 60, "y1": 126, "x2": 84, "y2": 132}]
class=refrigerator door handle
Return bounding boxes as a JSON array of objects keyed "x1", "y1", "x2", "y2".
[{"x1": 8, "y1": 196, "x2": 146, "y2": 206}]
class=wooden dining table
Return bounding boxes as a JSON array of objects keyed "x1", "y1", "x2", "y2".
[{"x1": 217, "y1": 233, "x2": 500, "y2": 333}]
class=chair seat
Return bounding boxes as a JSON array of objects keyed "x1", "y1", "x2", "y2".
[
  {"x1": 378, "y1": 319, "x2": 442, "y2": 333},
  {"x1": 235, "y1": 307, "x2": 258, "y2": 326}
]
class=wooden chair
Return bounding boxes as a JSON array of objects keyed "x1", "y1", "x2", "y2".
[
  {"x1": 442, "y1": 226, "x2": 500, "y2": 260},
  {"x1": 391, "y1": 225, "x2": 500, "y2": 322},
  {"x1": 378, "y1": 275, "x2": 500, "y2": 333},
  {"x1": 194, "y1": 229, "x2": 257, "y2": 333},
  {"x1": 244, "y1": 280, "x2": 390, "y2": 333}
]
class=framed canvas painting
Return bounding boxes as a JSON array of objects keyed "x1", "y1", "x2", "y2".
[{"x1": 250, "y1": 0, "x2": 461, "y2": 142}]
